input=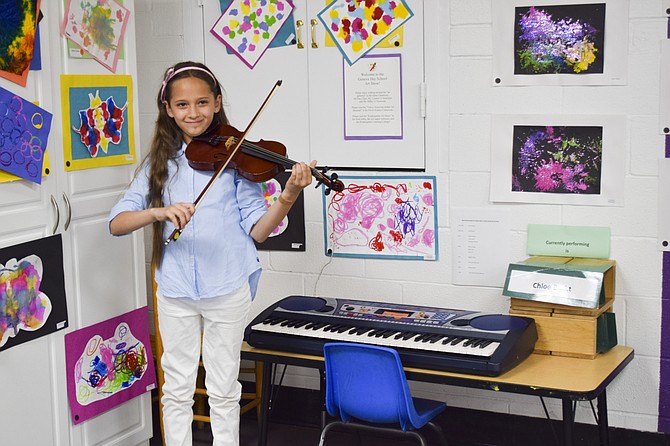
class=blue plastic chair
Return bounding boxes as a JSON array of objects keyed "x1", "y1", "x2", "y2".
[{"x1": 319, "y1": 342, "x2": 448, "y2": 446}]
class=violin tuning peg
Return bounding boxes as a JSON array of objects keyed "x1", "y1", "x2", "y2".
[{"x1": 324, "y1": 187, "x2": 332, "y2": 196}]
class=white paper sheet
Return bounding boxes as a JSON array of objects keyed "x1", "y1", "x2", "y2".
[{"x1": 452, "y1": 208, "x2": 511, "y2": 287}]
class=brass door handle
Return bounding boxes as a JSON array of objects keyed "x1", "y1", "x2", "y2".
[
  {"x1": 296, "y1": 19, "x2": 305, "y2": 49},
  {"x1": 310, "y1": 19, "x2": 319, "y2": 48}
]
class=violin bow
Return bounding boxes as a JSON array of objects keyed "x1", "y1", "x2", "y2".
[{"x1": 165, "y1": 80, "x2": 283, "y2": 245}]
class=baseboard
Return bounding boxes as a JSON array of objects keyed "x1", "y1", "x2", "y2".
[{"x1": 243, "y1": 381, "x2": 670, "y2": 446}]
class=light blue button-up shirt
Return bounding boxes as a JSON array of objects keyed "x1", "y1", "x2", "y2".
[{"x1": 109, "y1": 144, "x2": 268, "y2": 300}]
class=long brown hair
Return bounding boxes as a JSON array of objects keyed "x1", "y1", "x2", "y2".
[{"x1": 146, "y1": 61, "x2": 229, "y2": 265}]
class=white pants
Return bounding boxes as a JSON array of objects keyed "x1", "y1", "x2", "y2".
[{"x1": 157, "y1": 284, "x2": 251, "y2": 446}]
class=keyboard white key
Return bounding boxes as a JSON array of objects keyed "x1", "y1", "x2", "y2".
[{"x1": 251, "y1": 319, "x2": 500, "y2": 357}]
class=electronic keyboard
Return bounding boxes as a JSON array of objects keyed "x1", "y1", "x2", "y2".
[{"x1": 244, "y1": 295, "x2": 538, "y2": 376}]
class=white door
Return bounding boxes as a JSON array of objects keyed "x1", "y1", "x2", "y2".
[{"x1": 0, "y1": 1, "x2": 152, "y2": 445}]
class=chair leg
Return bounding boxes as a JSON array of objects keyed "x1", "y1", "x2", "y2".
[
  {"x1": 321, "y1": 420, "x2": 430, "y2": 446},
  {"x1": 318, "y1": 421, "x2": 343, "y2": 446},
  {"x1": 426, "y1": 421, "x2": 449, "y2": 446}
]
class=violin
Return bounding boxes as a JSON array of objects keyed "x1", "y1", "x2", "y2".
[
  {"x1": 185, "y1": 123, "x2": 345, "y2": 194},
  {"x1": 164, "y1": 80, "x2": 344, "y2": 245}
]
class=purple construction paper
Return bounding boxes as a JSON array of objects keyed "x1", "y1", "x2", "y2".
[
  {"x1": 0, "y1": 86, "x2": 52, "y2": 183},
  {"x1": 64, "y1": 306, "x2": 156, "y2": 425}
]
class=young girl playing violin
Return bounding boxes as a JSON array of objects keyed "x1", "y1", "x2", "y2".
[{"x1": 109, "y1": 61, "x2": 315, "y2": 446}]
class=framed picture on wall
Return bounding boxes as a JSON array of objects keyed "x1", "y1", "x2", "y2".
[
  {"x1": 490, "y1": 114, "x2": 625, "y2": 206},
  {"x1": 322, "y1": 175, "x2": 438, "y2": 260},
  {"x1": 60, "y1": 74, "x2": 136, "y2": 171},
  {"x1": 492, "y1": 0, "x2": 628, "y2": 86},
  {"x1": 254, "y1": 171, "x2": 307, "y2": 251}
]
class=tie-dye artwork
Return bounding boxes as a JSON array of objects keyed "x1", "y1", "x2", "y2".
[
  {"x1": 0, "y1": 235, "x2": 68, "y2": 353},
  {"x1": 61, "y1": 0, "x2": 130, "y2": 72},
  {"x1": 65, "y1": 306, "x2": 156, "y2": 424},
  {"x1": 61, "y1": 74, "x2": 136, "y2": 171},
  {"x1": 210, "y1": 0, "x2": 295, "y2": 69},
  {"x1": 255, "y1": 171, "x2": 306, "y2": 251},
  {"x1": 514, "y1": 4, "x2": 605, "y2": 75},
  {"x1": 323, "y1": 176, "x2": 438, "y2": 260},
  {"x1": 0, "y1": 254, "x2": 51, "y2": 348},
  {"x1": 0, "y1": 86, "x2": 53, "y2": 184},
  {"x1": 0, "y1": 0, "x2": 39, "y2": 86},
  {"x1": 317, "y1": 0, "x2": 414, "y2": 66},
  {"x1": 512, "y1": 125, "x2": 602, "y2": 194}
]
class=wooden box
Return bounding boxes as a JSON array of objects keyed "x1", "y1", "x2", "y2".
[
  {"x1": 510, "y1": 304, "x2": 617, "y2": 359},
  {"x1": 508, "y1": 256, "x2": 617, "y2": 359}
]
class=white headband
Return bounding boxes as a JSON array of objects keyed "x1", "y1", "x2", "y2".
[{"x1": 160, "y1": 66, "x2": 217, "y2": 102}]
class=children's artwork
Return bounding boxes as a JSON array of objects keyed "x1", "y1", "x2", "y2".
[
  {"x1": 61, "y1": 0, "x2": 130, "y2": 73},
  {"x1": 0, "y1": 86, "x2": 53, "y2": 184},
  {"x1": 60, "y1": 74, "x2": 136, "y2": 171},
  {"x1": 490, "y1": 114, "x2": 625, "y2": 206},
  {"x1": 492, "y1": 1, "x2": 627, "y2": 86},
  {"x1": 218, "y1": 0, "x2": 297, "y2": 53},
  {"x1": 210, "y1": 0, "x2": 295, "y2": 69},
  {"x1": 29, "y1": 10, "x2": 43, "y2": 71},
  {"x1": 64, "y1": 306, "x2": 157, "y2": 424},
  {"x1": 255, "y1": 171, "x2": 306, "y2": 251},
  {"x1": 323, "y1": 0, "x2": 404, "y2": 49},
  {"x1": 0, "y1": 0, "x2": 40, "y2": 86},
  {"x1": 317, "y1": 0, "x2": 414, "y2": 66},
  {"x1": 323, "y1": 176, "x2": 438, "y2": 260},
  {"x1": 0, "y1": 235, "x2": 68, "y2": 353}
]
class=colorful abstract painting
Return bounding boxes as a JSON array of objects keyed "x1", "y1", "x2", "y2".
[
  {"x1": 60, "y1": 74, "x2": 136, "y2": 171},
  {"x1": 0, "y1": 0, "x2": 40, "y2": 86},
  {"x1": 65, "y1": 306, "x2": 156, "y2": 424},
  {"x1": 0, "y1": 235, "x2": 68, "y2": 353},
  {"x1": 492, "y1": 1, "x2": 627, "y2": 86},
  {"x1": 514, "y1": 3, "x2": 605, "y2": 75},
  {"x1": 323, "y1": 176, "x2": 438, "y2": 260},
  {"x1": 61, "y1": 0, "x2": 130, "y2": 72},
  {"x1": 218, "y1": 0, "x2": 297, "y2": 54},
  {"x1": 210, "y1": 0, "x2": 295, "y2": 69},
  {"x1": 317, "y1": 0, "x2": 414, "y2": 65},
  {"x1": 0, "y1": 86, "x2": 53, "y2": 184},
  {"x1": 490, "y1": 114, "x2": 625, "y2": 206},
  {"x1": 255, "y1": 171, "x2": 306, "y2": 251},
  {"x1": 512, "y1": 125, "x2": 602, "y2": 194}
]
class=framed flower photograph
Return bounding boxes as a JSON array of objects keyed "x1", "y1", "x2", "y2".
[
  {"x1": 492, "y1": 0, "x2": 628, "y2": 86},
  {"x1": 490, "y1": 114, "x2": 625, "y2": 206}
]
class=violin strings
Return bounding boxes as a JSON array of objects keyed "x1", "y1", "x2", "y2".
[{"x1": 232, "y1": 138, "x2": 329, "y2": 181}]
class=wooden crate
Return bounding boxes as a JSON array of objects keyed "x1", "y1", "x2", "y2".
[
  {"x1": 508, "y1": 256, "x2": 617, "y2": 359},
  {"x1": 510, "y1": 301, "x2": 617, "y2": 359}
]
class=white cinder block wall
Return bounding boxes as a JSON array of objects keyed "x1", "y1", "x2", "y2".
[{"x1": 134, "y1": 0, "x2": 666, "y2": 434}]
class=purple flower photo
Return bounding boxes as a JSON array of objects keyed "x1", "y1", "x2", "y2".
[
  {"x1": 512, "y1": 125, "x2": 602, "y2": 194},
  {"x1": 514, "y1": 3, "x2": 606, "y2": 75}
]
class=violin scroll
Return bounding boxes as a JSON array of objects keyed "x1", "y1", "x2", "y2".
[{"x1": 315, "y1": 168, "x2": 344, "y2": 196}]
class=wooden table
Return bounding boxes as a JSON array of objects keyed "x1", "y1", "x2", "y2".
[{"x1": 241, "y1": 343, "x2": 634, "y2": 446}]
